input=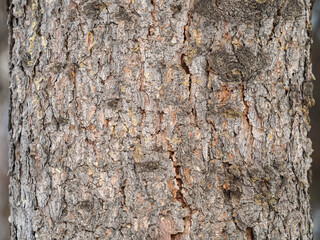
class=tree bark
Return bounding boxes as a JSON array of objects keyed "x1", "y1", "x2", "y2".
[{"x1": 8, "y1": 0, "x2": 314, "y2": 239}]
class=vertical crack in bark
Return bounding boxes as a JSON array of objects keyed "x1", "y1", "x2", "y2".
[
  {"x1": 119, "y1": 177, "x2": 127, "y2": 237},
  {"x1": 120, "y1": 179, "x2": 127, "y2": 207},
  {"x1": 267, "y1": 9, "x2": 280, "y2": 44},
  {"x1": 148, "y1": 0, "x2": 157, "y2": 40},
  {"x1": 181, "y1": 1, "x2": 192, "y2": 99},
  {"x1": 245, "y1": 227, "x2": 254, "y2": 240},
  {"x1": 170, "y1": 5, "x2": 194, "y2": 237},
  {"x1": 183, "y1": 4, "x2": 191, "y2": 44},
  {"x1": 180, "y1": 54, "x2": 190, "y2": 75},
  {"x1": 181, "y1": 54, "x2": 192, "y2": 99},
  {"x1": 267, "y1": 1, "x2": 286, "y2": 44},
  {"x1": 240, "y1": 82, "x2": 254, "y2": 164},
  {"x1": 139, "y1": 108, "x2": 146, "y2": 129},
  {"x1": 169, "y1": 151, "x2": 193, "y2": 239}
]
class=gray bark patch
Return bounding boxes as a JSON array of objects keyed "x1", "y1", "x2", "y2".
[
  {"x1": 193, "y1": 0, "x2": 283, "y2": 23},
  {"x1": 207, "y1": 47, "x2": 268, "y2": 82}
]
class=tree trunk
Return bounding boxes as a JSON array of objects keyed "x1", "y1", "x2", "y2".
[{"x1": 8, "y1": 0, "x2": 314, "y2": 239}]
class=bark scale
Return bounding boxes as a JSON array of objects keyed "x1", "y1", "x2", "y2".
[{"x1": 8, "y1": 0, "x2": 314, "y2": 239}]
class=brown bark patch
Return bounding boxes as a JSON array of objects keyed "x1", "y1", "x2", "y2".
[
  {"x1": 215, "y1": 85, "x2": 231, "y2": 104},
  {"x1": 245, "y1": 227, "x2": 254, "y2": 240},
  {"x1": 157, "y1": 216, "x2": 177, "y2": 240}
]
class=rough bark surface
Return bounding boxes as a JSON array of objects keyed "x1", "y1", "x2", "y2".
[{"x1": 8, "y1": 0, "x2": 314, "y2": 239}]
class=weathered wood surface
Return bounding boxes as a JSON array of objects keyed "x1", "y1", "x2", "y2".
[{"x1": 8, "y1": 0, "x2": 314, "y2": 239}]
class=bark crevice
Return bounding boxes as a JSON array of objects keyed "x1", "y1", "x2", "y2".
[
  {"x1": 169, "y1": 150, "x2": 193, "y2": 239},
  {"x1": 245, "y1": 227, "x2": 254, "y2": 240},
  {"x1": 240, "y1": 82, "x2": 254, "y2": 164}
]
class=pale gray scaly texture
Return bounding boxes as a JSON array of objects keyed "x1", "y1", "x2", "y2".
[{"x1": 8, "y1": 0, "x2": 314, "y2": 239}]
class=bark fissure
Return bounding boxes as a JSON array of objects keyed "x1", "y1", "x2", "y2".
[
  {"x1": 240, "y1": 82, "x2": 254, "y2": 164},
  {"x1": 245, "y1": 227, "x2": 254, "y2": 240},
  {"x1": 183, "y1": 3, "x2": 191, "y2": 44},
  {"x1": 180, "y1": 52, "x2": 191, "y2": 99},
  {"x1": 169, "y1": 150, "x2": 193, "y2": 239},
  {"x1": 148, "y1": 0, "x2": 157, "y2": 40},
  {"x1": 182, "y1": 2, "x2": 192, "y2": 100},
  {"x1": 180, "y1": 55, "x2": 190, "y2": 76}
]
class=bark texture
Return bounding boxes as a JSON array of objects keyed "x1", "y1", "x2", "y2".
[{"x1": 8, "y1": 0, "x2": 314, "y2": 239}]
